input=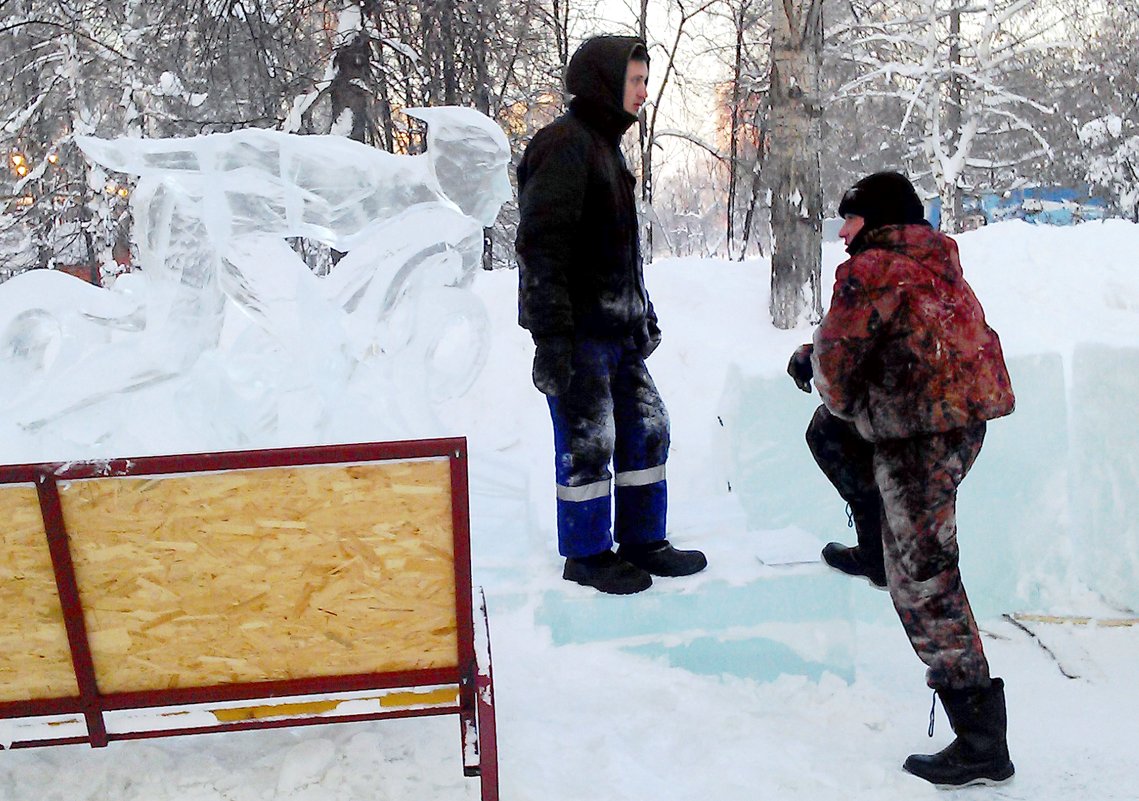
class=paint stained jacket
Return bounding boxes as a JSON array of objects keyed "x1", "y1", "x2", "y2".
[
  {"x1": 811, "y1": 224, "x2": 1014, "y2": 442},
  {"x1": 514, "y1": 36, "x2": 654, "y2": 340}
]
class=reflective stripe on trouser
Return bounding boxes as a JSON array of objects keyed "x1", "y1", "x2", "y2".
[
  {"x1": 874, "y1": 423, "x2": 990, "y2": 690},
  {"x1": 548, "y1": 337, "x2": 669, "y2": 558}
]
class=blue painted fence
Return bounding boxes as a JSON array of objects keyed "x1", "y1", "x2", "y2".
[{"x1": 928, "y1": 185, "x2": 1109, "y2": 228}]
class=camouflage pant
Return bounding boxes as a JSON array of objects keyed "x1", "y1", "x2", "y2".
[{"x1": 807, "y1": 406, "x2": 991, "y2": 690}]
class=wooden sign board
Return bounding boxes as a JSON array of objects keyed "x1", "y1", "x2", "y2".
[{"x1": 0, "y1": 438, "x2": 496, "y2": 800}]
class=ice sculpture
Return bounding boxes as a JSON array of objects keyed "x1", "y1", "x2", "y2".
[{"x1": 0, "y1": 107, "x2": 512, "y2": 453}]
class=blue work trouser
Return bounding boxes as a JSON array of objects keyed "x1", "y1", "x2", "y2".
[{"x1": 547, "y1": 337, "x2": 669, "y2": 558}]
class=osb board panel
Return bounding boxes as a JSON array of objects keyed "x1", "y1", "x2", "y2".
[
  {"x1": 57, "y1": 459, "x2": 458, "y2": 694},
  {"x1": 0, "y1": 485, "x2": 79, "y2": 702}
]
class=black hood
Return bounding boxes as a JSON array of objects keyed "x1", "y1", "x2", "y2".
[{"x1": 565, "y1": 35, "x2": 647, "y2": 141}]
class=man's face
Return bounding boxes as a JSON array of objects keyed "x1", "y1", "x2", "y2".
[
  {"x1": 839, "y1": 214, "x2": 865, "y2": 247},
  {"x1": 623, "y1": 59, "x2": 649, "y2": 116}
]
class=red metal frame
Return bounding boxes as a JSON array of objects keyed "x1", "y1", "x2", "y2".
[
  {"x1": 0, "y1": 438, "x2": 499, "y2": 801},
  {"x1": 471, "y1": 587, "x2": 500, "y2": 798},
  {"x1": 35, "y1": 473, "x2": 108, "y2": 746}
]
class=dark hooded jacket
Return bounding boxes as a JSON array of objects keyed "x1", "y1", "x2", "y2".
[
  {"x1": 811, "y1": 224, "x2": 1015, "y2": 442},
  {"x1": 515, "y1": 36, "x2": 655, "y2": 340}
]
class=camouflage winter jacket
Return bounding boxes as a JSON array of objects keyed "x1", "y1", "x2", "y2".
[{"x1": 811, "y1": 224, "x2": 1014, "y2": 442}]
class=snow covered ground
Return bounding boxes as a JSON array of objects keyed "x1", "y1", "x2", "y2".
[{"x1": 2, "y1": 219, "x2": 1138, "y2": 800}]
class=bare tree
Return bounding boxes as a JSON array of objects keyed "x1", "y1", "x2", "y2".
[
  {"x1": 832, "y1": 0, "x2": 1063, "y2": 233},
  {"x1": 331, "y1": 41, "x2": 373, "y2": 140},
  {"x1": 1, "y1": 1, "x2": 330, "y2": 277},
  {"x1": 634, "y1": 0, "x2": 722, "y2": 261},
  {"x1": 725, "y1": 0, "x2": 751, "y2": 257},
  {"x1": 766, "y1": 0, "x2": 824, "y2": 329},
  {"x1": 738, "y1": 96, "x2": 771, "y2": 259},
  {"x1": 1064, "y1": 0, "x2": 1139, "y2": 220},
  {"x1": 709, "y1": 0, "x2": 769, "y2": 259}
]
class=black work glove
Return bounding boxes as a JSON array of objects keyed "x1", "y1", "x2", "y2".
[
  {"x1": 532, "y1": 335, "x2": 574, "y2": 396},
  {"x1": 634, "y1": 317, "x2": 662, "y2": 360},
  {"x1": 787, "y1": 343, "x2": 814, "y2": 393}
]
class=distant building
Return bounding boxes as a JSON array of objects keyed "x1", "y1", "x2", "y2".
[{"x1": 928, "y1": 186, "x2": 1110, "y2": 229}]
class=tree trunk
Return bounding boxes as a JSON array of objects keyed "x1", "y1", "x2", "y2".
[
  {"x1": 945, "y1": 1, "x2": 964, "y2": 231},
  {"x1": 330, "y1": 31, "x2": 373, "y2": 143},
  {"x1": 637, "y1": 0, "x2": 653, "y2": 263},
  {"x1": 472, "y1": 0, "x2": 493, "y2": 269},
  {"x1": 439, "y1": 0, "x2": 458, "y2": 104},
  {"x1": 552, "y1": 0, "x2": 570, "y2": 67},
  {"x1": 740, "y1": 100, "x2": 770, "y2": 260},
  {"x1": 727, "y1": 1, "x2": 747, "y2": 259},
  {"x1": 329, "y1": 19, "x2": 373, "y2": 267},
  {"x1": 374, "y1": 38, "x2": 396, "y2": 152},
  {"x1": 766, "y1": 0, "x2": 823, "y2": 329},
  {"x1": 421, "y1": 0, "x2": 458, "y2": 105}
]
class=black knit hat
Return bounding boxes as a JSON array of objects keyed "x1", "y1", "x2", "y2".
[{"x1": 837, "y1": 171, "x2": 926, "y2": 231}]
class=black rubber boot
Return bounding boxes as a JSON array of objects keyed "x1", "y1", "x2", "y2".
[
  {"x1": 616, "y1": 540, "x2": 707, "y2": 577},
  {"x1": 821, "y1": 542, "x2": 887, "y2": 588},
  {"x1": 563, "y1": 550, "x2": 652, "y2": 594},
  {"x1": 821, "y1": 501, "x2": 887, "y2": 588},
  {"x1": 850, "y1": 501, "x2": 885, "y2": 577},
  {"x1": 903, "y1": 678, "x2": 1015, "y2": 787}
]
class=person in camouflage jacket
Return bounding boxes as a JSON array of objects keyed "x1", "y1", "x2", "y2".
[
  {"x1": 811, "y1": 223, "x2": 1014, "y2": 442},
  {"x1": 787, "y1": 171, "x2": 1016, "y2": 788}
]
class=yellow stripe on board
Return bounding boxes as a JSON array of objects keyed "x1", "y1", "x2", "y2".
[
  {"x1": 212, "y1": 699, "x2": 342, "y2": 722},
  {"x1": 1011, "y1": 613, "x2": 1139, "y2": 628},
  {"x1": 209, "y1": 685, "x2": 459, "y2": 723},
  {"x1": 378, "y1": 686, "x2": 459, "y2": 708}
]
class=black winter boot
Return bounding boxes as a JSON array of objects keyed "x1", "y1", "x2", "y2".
[
  {"x1": 821, "y1": 543, "x2": 887, "y2": 588},
  {"x1": 903, "y1": 678, "x2": 1015, "y2": 787},
  {"x1": 821, "y1": 501, "x2": 887, "y2": 588},
  {"x1": 616, "y1": 540, "x2": 707, "y2": 577},
  {"x1": 563, "y1": 550, "x2": 652, "y2": 594}
]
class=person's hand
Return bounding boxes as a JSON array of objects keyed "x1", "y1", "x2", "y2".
[
  {"x1": 787, "y1": 343, "x2": 814, "y2": 393},
  {"x1": 532, "y1": 335, "x2": 574, "y2": 396},
  {"x1": 635, "y1": 318, "x2": 662, "y2": 360}
]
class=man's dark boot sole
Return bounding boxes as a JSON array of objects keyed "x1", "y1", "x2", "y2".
[
  {"x1": 562, "y1": 561, "x2": 652, "y2": 595},
  {"x1": 903, "y1": 756, "x2": 1015, "y2": 788},
  {"x1": 617, "y1": 546, "x2": 707, "y2": 578},
  {"x1": 821, "y1": 542, "x2": 887, "y2": 590}
]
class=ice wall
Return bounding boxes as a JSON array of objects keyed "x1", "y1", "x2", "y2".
[
  {"x1": 534, "y1": 342, "x2": 1139, "y2": 687},
  {"x1": 717, "y1": 349, "x2": 1139, "y2": 615},
  {"x1": 1068, "y1": 344, "x2": 1139, "y2": 612}
]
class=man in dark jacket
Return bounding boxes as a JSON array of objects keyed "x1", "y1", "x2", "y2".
[
  {"x1": 787, "y1": 171, "x2": 1016, "y2": 787},
  {"x1": 515, "y1": 35, "x2": 706, "y2": 595}
]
